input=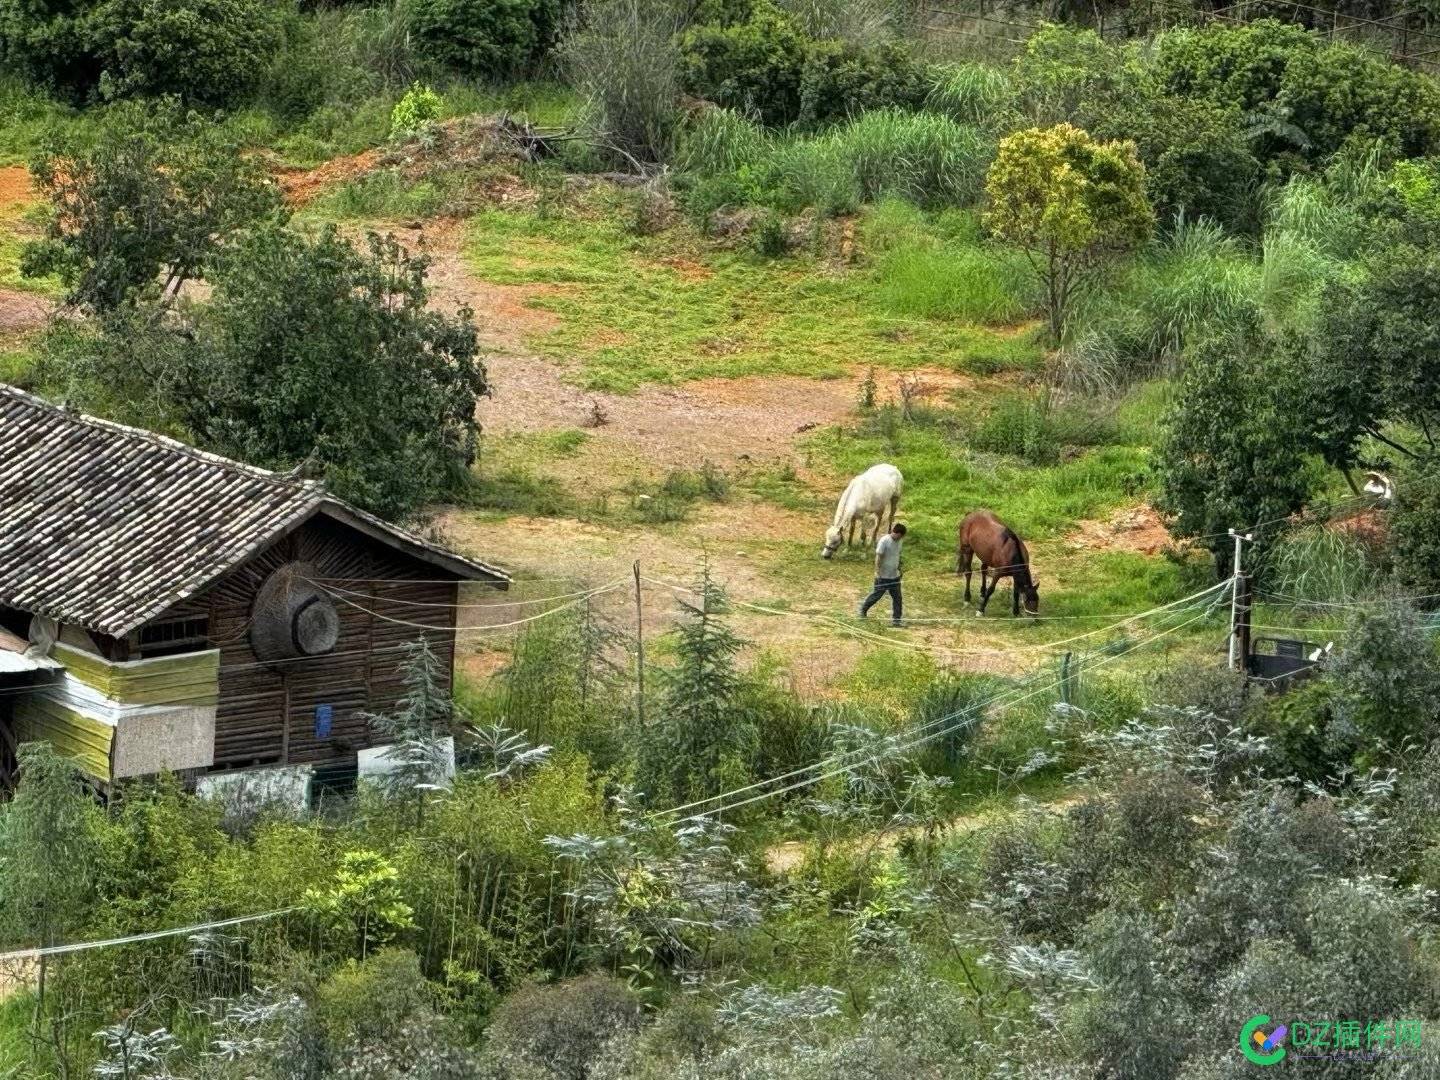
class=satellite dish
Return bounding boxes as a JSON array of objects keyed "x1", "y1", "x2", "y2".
[{"x1": 250, "y1": 562, "x2": 340, "y2": 663}]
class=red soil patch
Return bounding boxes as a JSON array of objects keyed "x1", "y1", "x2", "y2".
[
  {"x1": 276, "y1": 149, "x2": 384, "y2": 207},
  {"x1": 0, "y1": 167, "x2": 34, "y2": 206},
  {"x1": 1064, "y1": 504, "x2": 1171, "y2": 556},
  {"x1": 1330, "y1": 508, "x2": 1389, "y2": 551}
]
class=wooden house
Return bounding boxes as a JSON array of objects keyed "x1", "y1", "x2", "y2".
[{"x1": 0, "y1": 385, "x2": 508, "y2": 793}]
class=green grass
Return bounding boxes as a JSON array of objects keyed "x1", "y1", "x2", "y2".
[
  {"x1": 463, "y1": 195, "x2": 1043, "y2": 392},
  {"x1": 796, "y1": 399, "x2": 1211, "y2": 621},
  {"x1": 0, "y1": 199, "x2": 60, "y2": 298},
  {"x1": 0, "y1": 73, "x2": 581, "y2": 170},
  {"x1": 0, "y1": 992, "x2": 31, "y2": 1073}
]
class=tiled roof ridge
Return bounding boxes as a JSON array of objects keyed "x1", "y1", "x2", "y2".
[{"x1": 0, "y1": 384, "x2": 325, "y2": 494}]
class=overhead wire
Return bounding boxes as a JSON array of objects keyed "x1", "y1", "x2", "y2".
[
  {"x1": 658, "y1": 602, "x2": 1220, "y2": 825},
  {"x1": 651, "y1": 584, "x2": 1229, "y2": 821}
]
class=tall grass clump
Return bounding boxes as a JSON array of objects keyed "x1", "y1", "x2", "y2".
[
  {"x1": 828, "y1": 109, "x2": 990, "y2": 207},
  {"x1": 559, "y1": 0, "x2": 685, "y2": 165},
  {"x1": 676, "y1": 107, "x2": 770, "y2": 176},
  {"x1": 925, "y1": 61, "x2": 1013, "y2": 126},
  {"x1": 777, "y1": 0, "x2": 896, "y2": 44},
  {"x1": 1062, "y1": 217, "x2": 1259, "y2": 390},
  {"x1": 1266, "y1": 523, "x2": 1383, "y2": 604},
  {"x1": 868, "y1": 203, "x2": 1033, "y2": 322}
]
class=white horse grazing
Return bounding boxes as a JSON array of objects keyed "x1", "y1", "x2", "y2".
[{"x1": 821, "y1": 464, "x2": 903, "y2": 559}]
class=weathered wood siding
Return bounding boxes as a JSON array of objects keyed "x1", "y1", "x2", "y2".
[{"x1": 157, "y1": 516, "x2": 458, "y2": 773}]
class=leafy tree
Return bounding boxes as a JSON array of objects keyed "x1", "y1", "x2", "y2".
[
  {"x1": 985, "y1": 122, "x2": 1153, "y2": 342},
  {"x1": 0, "y1": 0, "x2": 281, "y2": 103},
  {"x1": 1154, "y1": 333, "x2": 1322, "y2": 574},
  {"x1": 1304, "y1": 241, "x2": 1440, "y2": 470},
  {"x1": 0, "y1": 743, "x2": 108, "y2": 949},
  {"x1": 23, "y1": 101, "x2": 281, "y2": 315},
  {"x1": 637, "y1": 564, "x2": 757, "y2": 806},
  {"x1": 184, "y1": 225, "x2": 487, "y2": 519},
  {"x1": 1390, "y1": 455, "x2": 1440, "y2": 593},
  {"x1": 409, "y1": 0, "x2": 560, "y2": 79}
]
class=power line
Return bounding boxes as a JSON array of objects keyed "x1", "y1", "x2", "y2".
[
  {"x1": 660, "y1": 603, "x2": 1218, "y2": 825},
  {"x1": 0, "y1": 908, "x2": 297, "y2": 963}
]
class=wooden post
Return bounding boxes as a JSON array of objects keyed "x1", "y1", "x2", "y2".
[{"x1": 633, "y1": 561, "x2": 645, "y2": 730}]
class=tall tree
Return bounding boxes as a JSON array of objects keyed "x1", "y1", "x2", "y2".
[
  {"x1": 23, "y1": 100, "x2": 281, "y2": 315},
  {"x1": 1155, "y1": 333, "x2": 1322, "y2": 574},
  {"x1": 985, "y1": 123, "x2": 1153, "y2": 342},
  {"x1": 638, "y1": 563, "x2": 756, "y2": 806}
]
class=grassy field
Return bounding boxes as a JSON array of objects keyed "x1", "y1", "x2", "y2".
[{"x1": 460, "y1": 191, "x2": 1043, "y2": 391}]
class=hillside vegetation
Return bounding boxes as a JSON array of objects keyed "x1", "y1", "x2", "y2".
[{"x1": 5, "y1": 0, "x2": 1440, "y2": 1077}]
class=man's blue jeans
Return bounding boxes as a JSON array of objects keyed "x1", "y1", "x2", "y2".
[{"x1": 860, "y1": 577, "x2": 902, "y2": 624}]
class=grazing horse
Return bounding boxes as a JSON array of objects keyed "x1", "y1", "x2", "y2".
[
  {"x1": 956, "y1": 510, "x2": 1039, "y2": 616},
  {"x1": 821, "y1": 464, "x2": 904, "y2": 559}
]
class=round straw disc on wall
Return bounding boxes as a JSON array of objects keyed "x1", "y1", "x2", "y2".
[{"x1": 250, "y1": 561, "x2": 340, "y2": 663}]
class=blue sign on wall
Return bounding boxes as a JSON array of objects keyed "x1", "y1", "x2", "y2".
[{"x1": 315, "y1": 703, "x2": 333, "y2": 739}]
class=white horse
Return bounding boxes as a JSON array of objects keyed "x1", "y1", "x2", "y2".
[{"x1": 821, "y1": 464, "x2": 903, "y2": 559}]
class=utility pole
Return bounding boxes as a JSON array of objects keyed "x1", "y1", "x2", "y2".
[
  {"x1": 633, "y1": 560, "x2": 645, "y2": 730},
  {"x1": 1227, "y1": 529, "x2": 1253, "y2": 673}
]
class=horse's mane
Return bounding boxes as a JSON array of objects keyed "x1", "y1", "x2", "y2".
[{"x1": 1001, "y1": 527, "x2": 1033, "y2": 586}]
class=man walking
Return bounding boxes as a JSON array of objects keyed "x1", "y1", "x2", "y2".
[{"x1": 858, "y1": 522, "x2": 906, "y2": 627}]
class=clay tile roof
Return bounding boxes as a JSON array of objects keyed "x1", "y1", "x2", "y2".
[{"x1": 0, "y1": 385, "x2": 508, "y2": 637}]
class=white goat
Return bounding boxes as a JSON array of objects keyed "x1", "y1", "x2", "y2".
[
  {"x1": 821, "y1": 464, "x2": 903, "y2": 559},
  {"x1": 1363, "y1": 470, "x2": 1394, "y2": 501}
]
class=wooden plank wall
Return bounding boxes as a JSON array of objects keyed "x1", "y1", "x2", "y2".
[{"x1": 159, "y1": 516, "x2": 459, "y2": 773}]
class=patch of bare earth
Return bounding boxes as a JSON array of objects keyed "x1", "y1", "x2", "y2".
[
  {"x1": 1063, "y1": 504, "x2": 1171, "y2": 556},
  {"x1": 0, "y1": 166, "x2": 34, "y2": 204},
  {"x1": 0, "y1": 288, "x2": 49, "y2": 334}
]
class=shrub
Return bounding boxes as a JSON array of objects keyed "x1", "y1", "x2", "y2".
[
  {"x1": 484, "y1": 975, "x2": 644, "y2": 1079},
  {"x1": 678, "y1": 1, "x2": 926, "y2": 129},
  {"x1": 1390, "y1": 454, "x2": 1440, "y2": 595},
  {"x1": 560, "y1": 0, "x2": 685, "y2": 165},
  {"x1": 410, "y1": 0, "x2": 560, "y2": 79},
  {"x1": 0, "y1": 0, "x2": 282, "y2": 104},
  {"x1": 1329, "y1": 604, "x2": 1440, "y2": 757},
  {"x1": 94, "y1": 0, "x2": 283, "y2": 103},
  {"x1": 391, "y1": 81, "x2": 442, "y2": 136},
  {"x1": 1154, "y1": 20, "x2": 1440, "y2": 165}
]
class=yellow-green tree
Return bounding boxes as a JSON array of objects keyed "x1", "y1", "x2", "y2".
[{"x1": 985, "y1": 123, "x2": 1153, "y2": 342}]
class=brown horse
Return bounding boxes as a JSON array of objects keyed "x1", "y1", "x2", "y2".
[{"x1": 956, "y1": 510, "x2": 1039, "y2": 617}]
